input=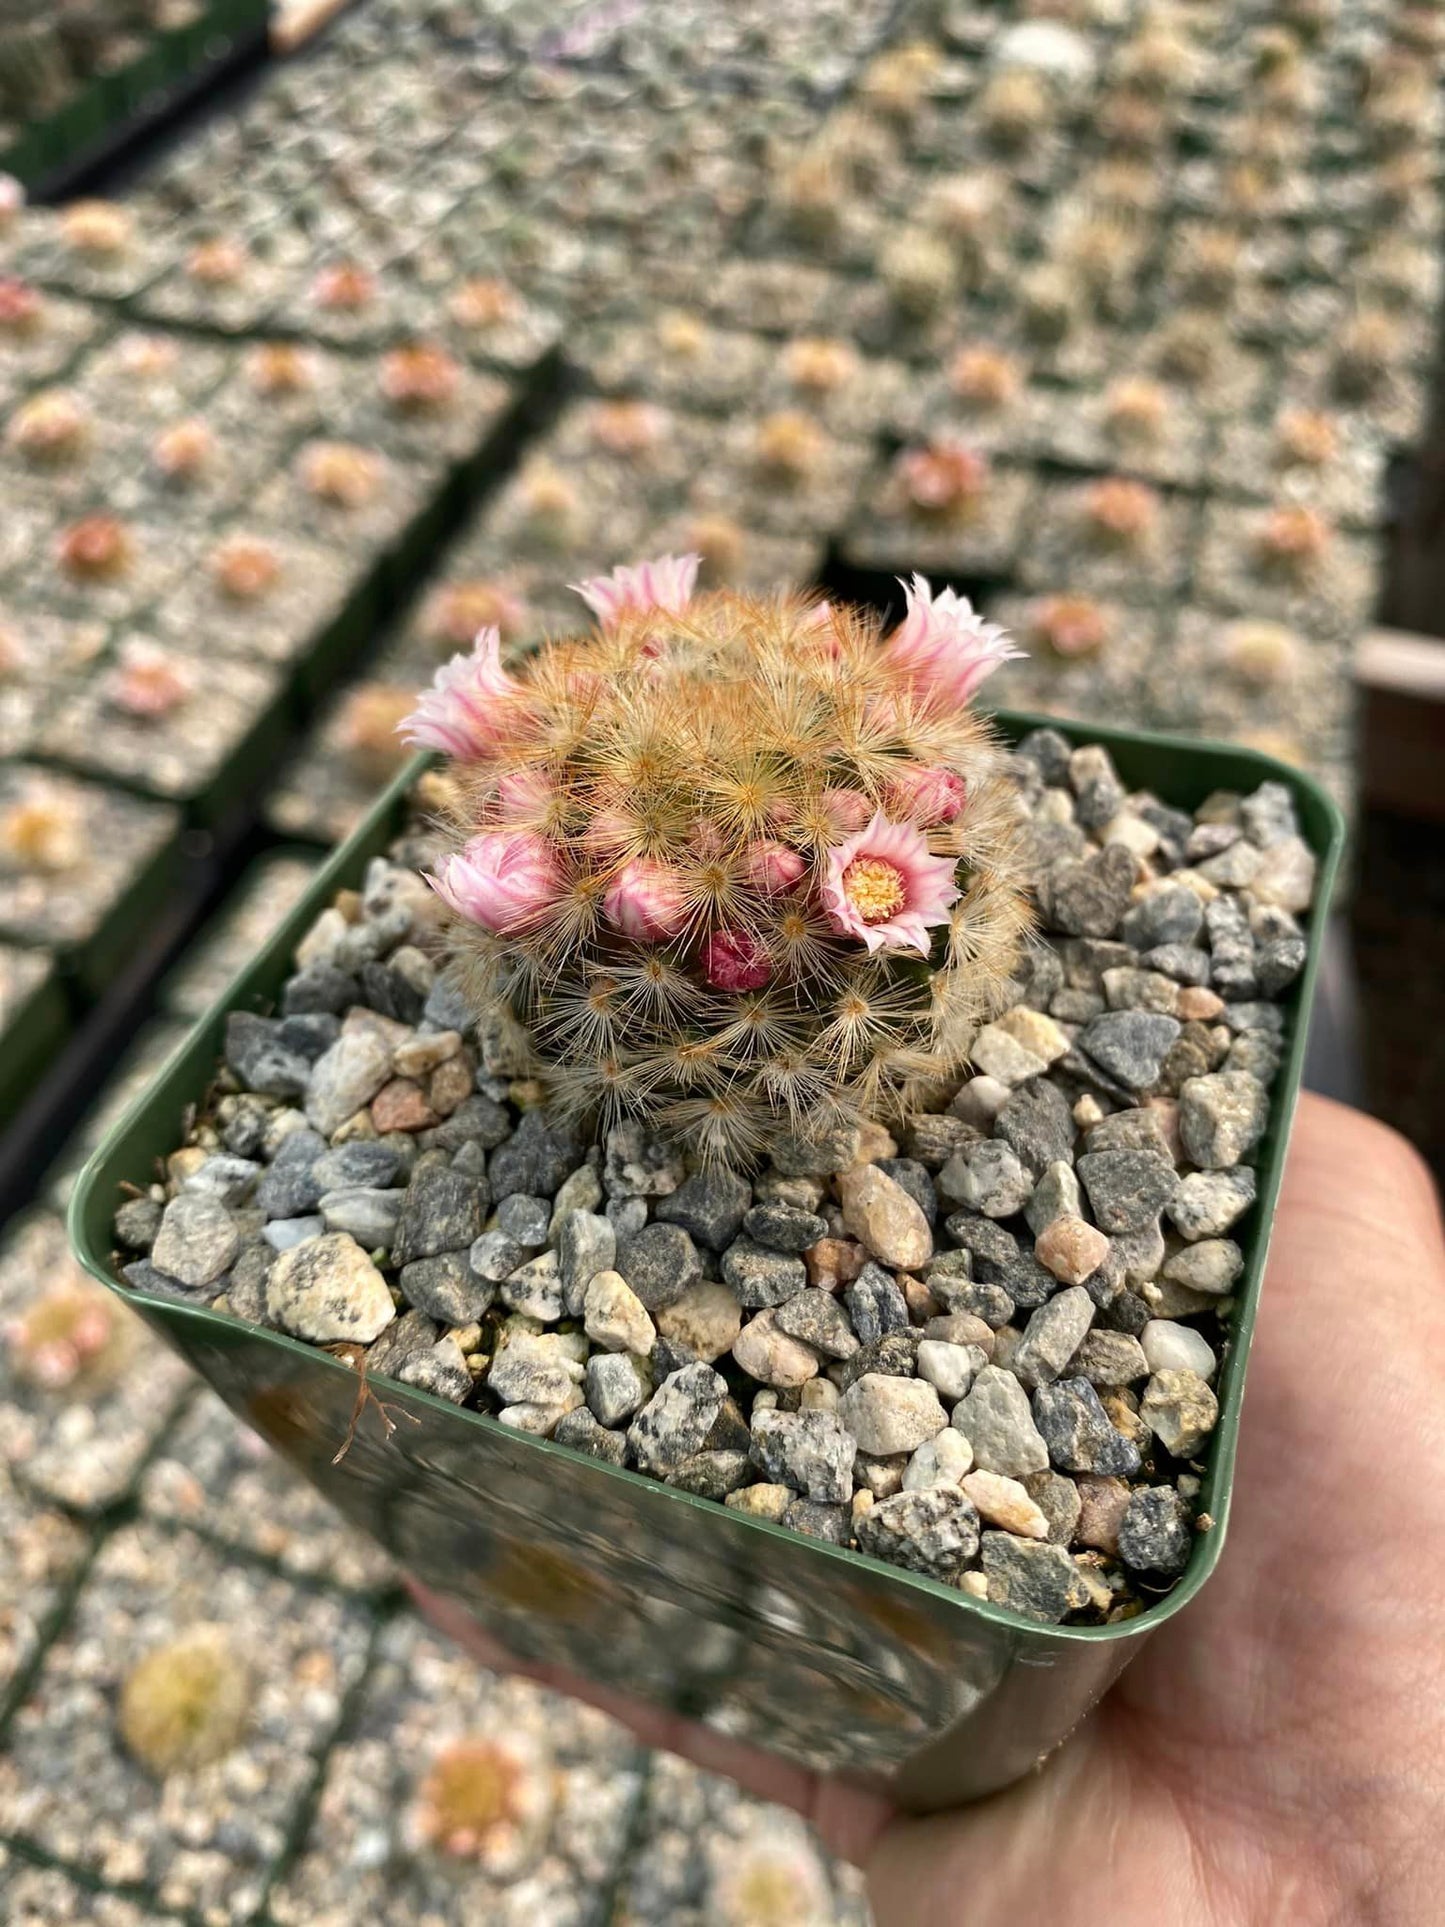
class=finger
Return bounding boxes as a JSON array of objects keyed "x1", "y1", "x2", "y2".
[{"x1": 405, "y1": 1578, "x2": 895, "y2": 1864}]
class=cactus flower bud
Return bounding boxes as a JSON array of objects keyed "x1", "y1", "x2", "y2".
[
  {"x1": 887, "y1": 763, "x2": 968, "y2": 826},
  {"x1": 743, "y1": 839, "x2": 807, "y2": 895},
  {"x1": 603, "y1": 857, "x2": 691, "y2": 942},
  {"x1": 432, "y1": 831, "x2": 564, "y2": 935},
  {"x1": 401, "y1": 627, "x2": 527, "y2": 761},
  {"x1": 702, "y1": 928, "x2": 773, "y2": 992}
]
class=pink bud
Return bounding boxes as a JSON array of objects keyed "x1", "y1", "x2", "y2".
[
  {"x1": 887, "y1": 764, "x2": 968, "y2": 827},
  {"x1": 492, "y1": 767, "x2": 551, "y2": 821},
  {"x1": 400, "y1": 626, "x2": 526, "y2": 761},
  {"x1": 431, "y1": 830, "x2": 564, "y2": 935},
  {"x1": 701, "y1": 928, "x2": 772, "y2": 993},
  {"x1": 603, "y1": 857, "x2": 691, "y2": 942},
  {"x1": 743, "y1": 839, "x2": 807, "y2": 896},
  {"x1": 571, "y1": 553, "x2": 701, "y2": 629},
  {"x1": 821, "y1": 787, "x2": 872, "y2": 833}
]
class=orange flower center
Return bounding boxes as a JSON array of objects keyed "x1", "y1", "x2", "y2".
[{"x1": 844, "y1": 856, "x2": 907, "y2": 924}]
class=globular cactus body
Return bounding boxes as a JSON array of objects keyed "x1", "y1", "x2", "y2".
[{"x1": 406, "y1": 562, "x2": 1031, "y2": 1167}]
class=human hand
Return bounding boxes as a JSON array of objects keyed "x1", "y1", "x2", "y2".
[{"x1": 413, "y1": 1094, "x2": 1445, "y2": 1925}]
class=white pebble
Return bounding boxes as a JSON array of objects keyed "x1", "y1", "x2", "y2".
[
  {"x1": 916, "y1": 1339, "x2": 988, "y2": 1403},
  {"x1": 903, "y1": 1426, "x2": 974, "y2": 1490},
  {"x1": 1141, "y1": 1319, "x2": 1217, "y2": 1380}
]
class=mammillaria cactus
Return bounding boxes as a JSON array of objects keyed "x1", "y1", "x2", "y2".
[
  {"x1": 403, "y1": 560, "x2": 1031, "y2": 1166},
  {"x1": 118, "y1": 1626, "x2": 251, "y2": 1776}
]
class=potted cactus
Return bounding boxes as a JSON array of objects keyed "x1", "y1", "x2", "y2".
[{"x1": 72, "y1": 561, "x2": 1342, "y2": 1810}]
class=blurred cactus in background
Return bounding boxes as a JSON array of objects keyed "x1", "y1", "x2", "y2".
[{"x1": 405, "y1": 560, "x2": 1032, "y2": 1167}]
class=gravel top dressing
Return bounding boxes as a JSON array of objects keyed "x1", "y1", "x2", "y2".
[{"x1": 111, "y1": 722, "x2": 1318, "y2": 1627}]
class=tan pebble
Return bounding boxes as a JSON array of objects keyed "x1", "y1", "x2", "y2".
[
  {"x1": 724, "y1": 1483, "x2": 793, "y2": 1521},
  {"x1": 1176, "y1": 986, "x2": 1225, "y2": 1021},
  {"x1": 962, "y1": 1469, "x2": 1050, "y2": 1539},
  {"x1": 994, "y1": 1006, "x2": 1071, "y2": 1065},
  {"x1": 331, "y1": 1109, "x2": 378, "y2": 1144},
  {"x1": 1143, "y1": 1095, "x2": 1183, "y2": 1161},
  {"x1": 852, "y1": 1119, "x2": 899, "y2": 1164},
  {"x1": 837, "y1": 1164, "x2": 933, "y2": 1269},
  {"x1": 341, "y1": 1005, "x2": 412, "y2": 1048},
  {"x1": 656, "y1": 1282, "x2": 742, "y2": 1360},
  {"x1": 1073, "y1": 1093, "x2": 1106, "y2": 1129},
  {"x1": 1035, "y1": 1214, "x2": 1110, "y2": 1285},
  {"x1": 1102, "y1": 1388, "x2": 1150, "y2": 1448},
  {"x1": 427, "y1": 1054, "x2": 473, "y2": 1117},
  {"x1": 959, "y1": 1570, "x2": 990, "y2": 1600},
  {"x1": 334, "y1": 888, "x2": 364, "y2": 923},
  {"x1": 392, "y1": 1029, "x2": 462, "y2": 1077},
  {"x1": 804, "y1": 1237, "x2": 865, "y2": 1290},
  {"x1": 732, "y1": 1308, "x2": 820, "y2": 1388},
  {"x1": 851, "y1": 1489, "x2": 874, "y2": 1522},
  {"x1": 1075, "y1": 1474, "x2": 1131, "y2": 1554},
  {"x1": 167, "y1": 1146, "x2": 209, "y2": 1183},
  {"x1": 370, "y1": 1078, "x2": 438, "y2": 1134},
  {"x1": 508, "y1": 1077, "x2": 549, "y2": 1109},
  {"x1": 901, "y1": 1274, "x2": 938, "y2": 1322}
]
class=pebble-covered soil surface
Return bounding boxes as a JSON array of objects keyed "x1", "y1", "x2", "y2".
[{"x1": 111, "y1": 727, "x2": 1319, "y2": 1623}]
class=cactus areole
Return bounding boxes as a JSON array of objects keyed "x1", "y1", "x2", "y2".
[{"x1": 403, "y1": 560, "x2": 1033, "y2": 1167}]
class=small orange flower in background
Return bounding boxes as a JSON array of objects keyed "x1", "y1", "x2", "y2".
[
  {"x1": 211, "y1": 536, "x2": 282, "y2": 602},
  {"x1": 58, "y1": 514, "x2": 132, "y2": 581},
  {"x1": 1032, "y1": 594, "x2": 1112, "y2": 659},
  {"x1": 1081, "y1": 476, "x2": 1160, "y2": 546}
]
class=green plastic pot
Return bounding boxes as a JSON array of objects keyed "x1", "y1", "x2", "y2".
[{"x1": 68, "y1": 716, "x2": 1345, "y2": 1812}]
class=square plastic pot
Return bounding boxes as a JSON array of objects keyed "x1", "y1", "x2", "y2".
[{"x1": 68, "y1": 715, "x2": 1345, "y2": 1812}]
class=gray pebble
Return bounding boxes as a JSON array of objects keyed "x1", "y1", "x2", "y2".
[
  {"x1": 980, "y1": 1532, "x2": 1091, "y2": 1622},
  {"x1": 951, "y1": 1365, "x2": 1050, "y2": 1476},
  {"x1": 773, "y1": 1288, "x2": 860, "y2": 1359},
  {"x1": 1121, "y1": 884, "x2": 1204, "y2": 951},
  {"x1": 1167, "y1": 1168, "x2": 1256, "y2": 1240},
  {"x1": 750, "y1": 1409, "x2": 857, "y2": 1502},
  {"x1": 499, "y1": 1248, "x2": 564, "y2": 1322},
  {"x1": 469, "y1": 1228, "x2": 527, "y2": 1284},
  {"x1": 742, "y1": 1201, "x2": 828, "y2": 1252},
  {"x1": 490, "y1": 1111, "x2": 581, "y2": 1197},
  {"x1": 225, "y1": 1011, "x2": 311, "y2": 1101},
  {"x1": 1178, "y1": 1071, "x2": 1269, "y2": 1169},
  {"x1": 656, "y1": 1167, "x2": 752, "y2": 1248},
  {"x1": 1047, "y1": 841, "x2": 1136, "y2": 937},
  {"x1": 1118, "y1": 1486, "x2": 1193, "y2": 1573},
  {"x1": 844, "y1": 1264, "x2": 911, "y2": 1345},
  {"x1": 586, "y1": 1352, "x2": 652, "y2": 1427},
  {"x1": 553, "y1": 1407, "x2": 629, "y2": 1465},
  {"x1": 993, "y1": 1079, "x2": 1075, "y2": 1174},
  {"x1": 1077, "y1": 1011, "x2": 1182, "y2": 1092},
  {"x1": 604, "y1": 1121, "x2": 686, "y2": 1198},
  {"x1": 783, "y1": 1498, "x2": 852, "y2": 1543},
  {"x1": 312, "y1": 1141, "x2": 403, "y2": 1192},
  {"x1": 256, "y1": 1129, "x2": 327, "y2": 1220},
  {"x1": 1076, "y1": 1149, "x2": 1179, "y2": 1234},
  {"x1": 400, "y1": 1251, "x2": 494, "y2": 1325},
  {"x1": 1031, "y1": 1378, "x2": 1141, "y2": 1475},
  {"x1": 1012, "y1": 1286, "x2": 1095, "y2": 1388},
  {"x1": 392, "y1": 1165, "x2": 487, "y2": 1264},
  {"x1": 493, "y1": 1193, "x2": 551, "y2": 1247},
  {"x1": 318, "y1": 1187, "x2": 404, "y2": 1248},
  {"x1": 263, "y1": 1215, "x2": 324, "y2": 1252},
  {"x1": 1071, "y1": 1329, "x2": 1150, "y2": 1387},
  {"x1": 556, "y1": 1209, "x2": 617, "y2": 1315},
  {"x1": 857, "y1": 1484, "x2": 981, "y2": 1578},
  {"x1": 628, "y1": 1362, "x2": 729, "y2": 1474},
  {"x1": 152, "y1": 1193, "x2": 239, "y2": 1291},
  {"x1": 722, "y1": 1236, "x2": 807, "y2": 1309}
]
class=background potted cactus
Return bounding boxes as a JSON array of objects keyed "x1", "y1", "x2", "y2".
[{"x1": 73, "y1": 557, "x2": 1343, "y2": 1811}]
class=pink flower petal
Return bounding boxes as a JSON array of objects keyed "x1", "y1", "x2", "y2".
[{"x1": 571, "y1": 553, "x2": 701, "y2": 629}]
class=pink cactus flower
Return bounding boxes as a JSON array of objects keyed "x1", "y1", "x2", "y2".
[
  {"x1": 400, "y1": 626, "x2": 525, "y2": 760},
  {"x1": 702, "y1": 927, "x2": 773, "y2": 992},
  {"x1": 885, "y1": 574, "x2": 1022, "y2": 708},
  {"x1": 743, "y1": 839, "x2": 807, "y2": 896},
  {"x1": 821, "y1": 813, "x2": 961, "y2": 956},
  {"x1": 603, "y1": 857, "x2": 691, "y2": 941},
  {"x1": 572, "y1": 554, "x2": 701, "y2": 629},
  {"x1": 431, "y1": 831, "x2": 564, "y2": 935},
  {"x1": 887, "y1": 763, "x2": 968, "y2": 826}
]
